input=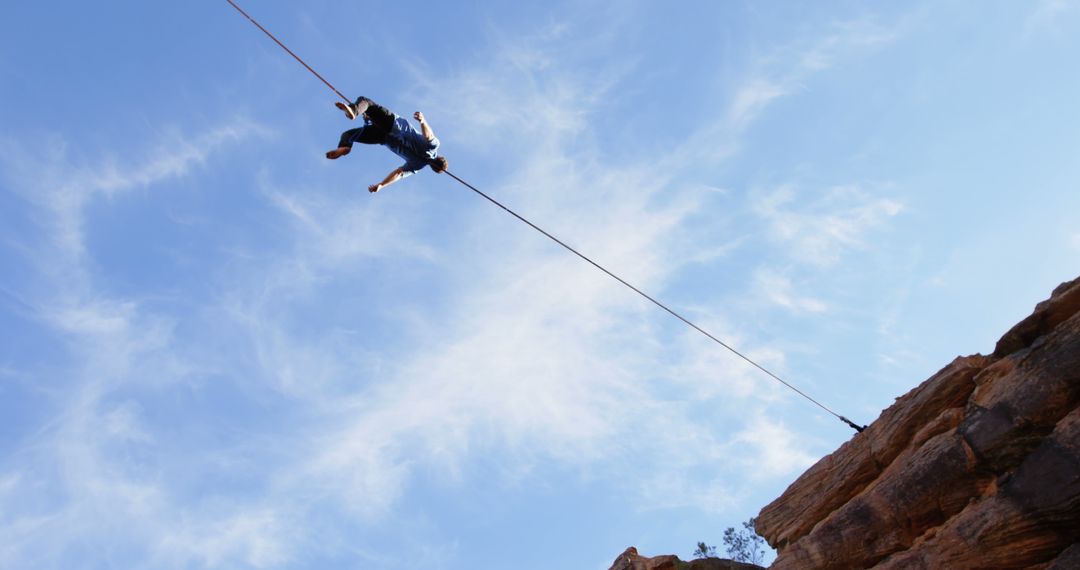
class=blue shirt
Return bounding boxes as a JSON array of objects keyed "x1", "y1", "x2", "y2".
[{"x1": 384, "y1": 116, "x2": 439, "y2": 176}]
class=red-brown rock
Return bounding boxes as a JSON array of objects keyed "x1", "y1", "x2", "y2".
[
  {"x1": 757, "y1": 277, "x2": 1080, "y2": 569},
  {"x1": 607, "y1": 547, "x2": 765, "y2": 570}
]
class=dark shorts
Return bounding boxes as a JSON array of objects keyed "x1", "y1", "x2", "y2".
[{"x1": 338, "y1": 97, "x2": 396, "y2": 147}]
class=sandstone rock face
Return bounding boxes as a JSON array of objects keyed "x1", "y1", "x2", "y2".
[
  {"x1": 607, "y1": 547, "x2": 764, "y2": 570},
  {"x1": 757, "y1": 276, "x2": 1080, "y2": 569}
]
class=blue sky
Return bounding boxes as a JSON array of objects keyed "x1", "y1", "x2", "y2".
[{"x1": 2, "y1": 1, "x2": 1080, "y2": 568}]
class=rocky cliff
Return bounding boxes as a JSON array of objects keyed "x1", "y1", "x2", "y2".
[
  {"x1": 607, "y1": 547, "x2": 764, "y2": 570},
  {"x1": 756, "y1": 276, "x2": 1080, "y2": 569}
]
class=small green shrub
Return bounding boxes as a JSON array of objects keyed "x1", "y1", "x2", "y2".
[{"x1": 693, "y1": 541, "x2": 717, "y2": 559}]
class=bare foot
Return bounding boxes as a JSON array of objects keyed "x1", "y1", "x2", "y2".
[
  {"x1": 326, "y1": 147, "x2": 350, "y2": 159},
  {"x1": 335, "y1": 101, "x2": 357, "y2": 120}
]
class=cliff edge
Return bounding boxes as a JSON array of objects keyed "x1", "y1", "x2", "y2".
[
  {"x1": 606, "y1": 547, "x2": 765, "y2": 570},
  {"x1": 756, "y1": 276, "x2": 1080, "y2": 569}
]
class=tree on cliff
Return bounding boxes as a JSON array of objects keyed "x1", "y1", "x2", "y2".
[
  {"x1": 693, "y1": 541, "x2": 717, "y2": 559},
  {"x1": 723, "y1": 518, "x2": 766, "y2": 565}
]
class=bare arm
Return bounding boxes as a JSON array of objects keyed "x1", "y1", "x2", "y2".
[
  {"x1": 414, "y1": 111, "x2": 437, "y2": 142},
  {"x1": 369, "y1": 167, "x2": 408, "y2": 193}
]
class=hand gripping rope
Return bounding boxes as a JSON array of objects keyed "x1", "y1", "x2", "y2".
[{"x1": 223, "y1": 0, "x2": 868, "y2": 434}]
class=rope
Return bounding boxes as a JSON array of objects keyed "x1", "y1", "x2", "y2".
[
  {"x1": 223, "y1": 0, "x2": 866, "y2": 434},
  {"x1": 224, "y1": 0, "x2": 351, "y2": 104},
  {"x1": 445, "y1": 171, "x2": 865, "y2": 433}
]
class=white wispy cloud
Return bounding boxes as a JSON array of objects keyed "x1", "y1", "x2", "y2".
[
  {"x1": 102, "y1": 400, "x2": 155, "y2": 443},
  {"x1": 663, "y1": 315, "x2": 789, "y2": 405},
  {"x1": 728, "y1": 79, "x2": 788, "y2": 130},
  {"x1": 0, "y1": 472, "x2": 52, "y2": 569},
  {"x1": 730, "y1": 414, "x2": 818, "y2": 480},
  {"x1": 637, "y1": 472, "x2": 737, "y2": 513},
  {"x1": 752, "y1": 184, "x2": 902, "y2": 267},
  {"x1": 1026, "y1": 0, "x2": 1078, "y2": 33},
  {"x1": 754, "y1": 269, "x2": 828, "y2": 314},
  {"x1": 264, "y1": 187, "x2": 439, "y2": 271},
  {"x1": 688, "y1": 17, "x2": 899, "y2": 153},
  {"x1": 3, "y1": 120, "x2": 268, "y2": 264},
  {"x1": 795, "y1": 19, "x2": 898, "y2": 73},
  {"x1": 0, "y1": 119, "x2": 298, "y2": 568},
  {"x1": 157, "y1": 509, "x2": 297, "y2": 569}
]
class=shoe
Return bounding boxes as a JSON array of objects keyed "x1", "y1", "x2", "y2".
[{"x1": 336, "y1": 101, "x2": 358, "y2": 120}]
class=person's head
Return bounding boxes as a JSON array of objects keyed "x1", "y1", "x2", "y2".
[{"x1": 430, "y1": 155, "x2": 449, "y2": 173}]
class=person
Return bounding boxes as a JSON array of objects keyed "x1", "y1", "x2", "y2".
[{"x1": 326, "y1": 96, "x2": 449, "y2": 193}]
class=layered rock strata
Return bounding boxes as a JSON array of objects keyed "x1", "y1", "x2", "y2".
[{"x1": 757, "y1": 276, "x2": 1080, "y2": 569}]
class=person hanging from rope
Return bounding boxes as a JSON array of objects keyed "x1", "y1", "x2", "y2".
[{"x1": 326, "y1": 96, "x2": 449, "y2": 193}]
